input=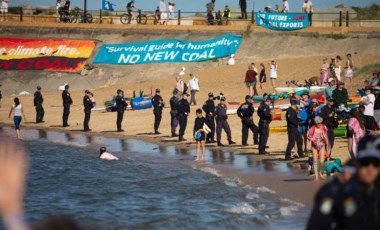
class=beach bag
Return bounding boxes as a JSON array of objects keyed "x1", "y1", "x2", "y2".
[
  {"x1": 203, "y1": 123, "x2": 211, "y2": 134},
  {"x1": 195, "y1": 131, "x2": 202, "y2": 141}
]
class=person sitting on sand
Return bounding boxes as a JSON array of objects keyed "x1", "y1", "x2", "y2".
[
  {"x1": 307, "y1": 116, "x2": 330, "y2": 180},
  {"x1": 99, "y1": 147, "x2": 119, "y2": 160},
  {"x1": 193, "y1": 109, "x2": 207, "y2": 161}
]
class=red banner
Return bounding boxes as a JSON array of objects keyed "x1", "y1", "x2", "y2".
[{"x1": 0, "y1": 38, "x2": 95, "y2": 72}]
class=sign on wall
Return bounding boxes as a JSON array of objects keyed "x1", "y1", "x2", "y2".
[
  {"x1": 256, "y1": 12, "x2": 309, "y2": 31},
  {"x1": 93, "y1": 34, "x2": 242, "y2": 65},
  {"x1": 0, "y1": 38, "x2": 95, "y2": 72}
]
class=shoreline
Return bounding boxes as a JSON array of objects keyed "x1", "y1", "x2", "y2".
[{"x1": 0, "y1": 122, "x2": 321, "y2": 208}]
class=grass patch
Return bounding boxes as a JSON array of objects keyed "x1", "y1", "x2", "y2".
[
  {"x1": 326, "y1": 33, "x2": 347, "y2": 40},
  {"x1": 355, "y1": 63, "x2": 380, "y2": 78}
]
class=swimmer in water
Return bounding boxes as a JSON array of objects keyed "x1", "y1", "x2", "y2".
[{"x1": 99, "y1": 147, "x2": 119, "y2": 160}]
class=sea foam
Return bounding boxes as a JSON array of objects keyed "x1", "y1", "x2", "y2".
[
  {"x1": 225, "y1": 203, "x2": 257, "y2": 214},
  {"x1": 255, "y1": 186, "x2": 276, "y2": 194}
]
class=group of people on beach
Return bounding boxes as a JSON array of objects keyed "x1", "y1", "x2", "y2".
[{"x1": 244, "y1": 60, "x2": 278, "y2": 96}]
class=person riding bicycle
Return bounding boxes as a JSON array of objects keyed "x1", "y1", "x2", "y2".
[
  {"x1": 206, "y1": 0, "x2": 216, "y2": 25},
  {"x1": 126, "y1": 0, "x2": 136, "y2": 24}
]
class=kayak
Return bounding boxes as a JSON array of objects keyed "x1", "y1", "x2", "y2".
[{"x1": 270, "y1": 125, "x2": 348, "y2": 136}]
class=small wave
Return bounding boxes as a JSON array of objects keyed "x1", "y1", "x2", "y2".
[
  {"x1": 257, "y1": 204, "x2": 267, "y2": 210},
  {"x1": 224, "y1": 177, "x2": 242, "y2": 187},
  {"x1": 255, "y1": 186, "x2": 276, "y2": 194},
  {"x1": 280, "y1": 198, "x2": 305, "y2": 208},
  {"x1": 279, "y1": 205, "x2": 300, "y2": 217},
  {"x1": 50, "y1": 140, "x2": 88, "y2": 148},
  {"x1": 225, "y1": 203, "x2": 257, "y2": 214},
  {"x1": 199, "y1": 167, "x2": 221, "y2": 177},
  {"x1": 245, "y1": 192, "x2": 259, "y2": 200}
]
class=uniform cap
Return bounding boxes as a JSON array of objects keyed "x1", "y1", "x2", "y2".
[
  {"x1": 328, "y1": 78, "x2": 335, "y2": 83},
  {"x1": 363, "y1": 86, "x2": 371, "y2": 91},
  {"x1": 156, "y1": 88, "x2": 160, "y2": 93},
  {"x1": 327, "y1": 98, "x2": 335, "y2": 102},
  {"x1": 245, "y1": 95, "x2": 252, "y2": 100},
  {"x1": 85, "y1": 90, "x2": 90, "y2": 94},
  {"x1": 37, "y1": 86, "x2": 41, "y2": 90},
  {"x1": 208, "y1": 92, "x2": 214, "y2": 97}
]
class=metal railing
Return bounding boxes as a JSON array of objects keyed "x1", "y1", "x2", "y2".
[{"x1": 3, "y1": 7, "x2": 380, "y2": 28}]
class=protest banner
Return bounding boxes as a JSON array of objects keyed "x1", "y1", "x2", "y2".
[
  {"x1": 93, "y1": 34, "x2": 242, "y2": 65},
  {"x1": 256, "y1": 12, "x2": 309, "y2": 31},
  {"x1": 0, "y1": 38, "x2": 95, "y2": 72}
]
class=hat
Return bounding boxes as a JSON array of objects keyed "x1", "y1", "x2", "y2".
[
  {"x1": 343, "y1": 159, "x2": 356, "y2": 174},
  {"x1": 181, "y1": 67, "x2": 186, "y2": 71},
  {"x1": 290, "y1": 100, "x2": 297, "y2": 105},
  {"x1": 85, "y1": 90, "x2": 90, "y2": 94},
  {"x1": 65, "y1": 85, "x2": 69, "y2": 89},
  {"x1": 230, "y1": 54, "x2": 235, "y2": 57},
  {"x1": 373, "y1": 86, "x2": 380, "y2": 91},
  {"x1": 245, "y1": 95, "x2": 252, "y2": 100},
  {"x1": 208, "y1": 92, "x2": 214, "y2": 97},
  {"x1": 328, "y1": 78, "x2": 335, "y2": 83},
  {"x1": 327, "y1": 97, "x2": 335, "y2": 102},
  {"x1": 155, "y1": 88, "x2": 160, "y2": 93},
  {"x1": 301, "y1": 92, "x2": 309, "y2": 96},
  {"x1": 363, "y1": 86, "x2": 372, "y2": 91},
  {"x1": 265, "y1": 95, "x2": 272, "y2": 102},
  {"x1": 37, "y1": 86, "x2": 41, "y2": 90},
  {"x1": 373, "y1": 70, "x2": 379, "y2": 75}
]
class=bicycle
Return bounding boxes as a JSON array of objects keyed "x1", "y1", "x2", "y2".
[
  {"x1": 70, "y1": 7, "x2": 93, "y2": 23},
  {"x1": 120, "y1": 10, "x2": 148, "y2": 24}
]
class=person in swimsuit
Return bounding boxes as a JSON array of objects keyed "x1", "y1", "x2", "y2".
[
  {"x1": 307, "y1": 116, "x2": 330, "y2": 180},
  {"x1": 99, "y1": 147, "x2": 119, "y2": 160}
]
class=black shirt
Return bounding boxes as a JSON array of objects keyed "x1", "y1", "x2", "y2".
[
  {"x1": 34, "y1": 91, "x2": 43, "y2": 106},
  {"x1": 115, "y1": 95, "x2": 128, "y2": 112},
  {"x1": 193, "y1": 117, "x2": 207, "y2": 135},
  {"x1": 152, "y1": 94, "x2": 164, "y2": 111},
  {"x1": 83, "y1": 95, "x2": 93, "y2": 112},
  {"x1": 202, "y1": 99, "x2": 215, "y2": 117},
  {"x1": 258, "y1": 101, "x2": 272, "y2": 122},
  {"x1": 62, "y1": 89, "x2": 72, "y2": 105},
  {"x1": 215, "y1": 103, "x2": 228, "y2": 120},
  {"x1": 319, "y1": 105, "x2": 336, "y2": 129},
  {"x1": 170, "y1": 96, "x2": 179, "y2": 111},
  {"x1": 286, "y1": 106, "x2": 299, "y2": 128},
  {"x1": 177, "y1": 99, "x2": 190, "y2": 115},
  {"x1": 237, "y1": 102, "x2": 254, "y2": 118},
  {"x1": 374, "y1": 94, "x2": 380, "y2": 110}
]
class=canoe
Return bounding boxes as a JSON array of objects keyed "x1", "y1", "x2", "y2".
[{"x1": 270, "y1": 125, "x2": 348, "y2": 135}]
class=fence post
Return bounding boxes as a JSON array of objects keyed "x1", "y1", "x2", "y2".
[
  {"x1": 138, "y1": 9, "x2": 141, "y2": 24},
  {"x1": 346, "y1": 11, "x2": 349, "y2": 27},
  {"x1": 251, "y1": 10, "x2": 254, "y2": 24},
  {"x1": 339, "y1": 11, "x2": 342, "y2": 27},
  {"x1": 99, "y1": 9, "x2": 102, "y2": 24},
  {"x1": 19, "y1": 7, "x2": 23, "y2": 22},
  {"x1": 178, "y1": 10, "x2": 181, "y2": 25}
]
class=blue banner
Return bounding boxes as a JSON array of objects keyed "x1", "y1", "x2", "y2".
[
  {"x1": 93, "y1": 34, "x2": 242, "y2": 65},
  {"x1": 102, "y1": 0, "x2": 115, "y2": 11},
  {"x1": 256, "y1": 12, "x2": 309, "y2": 31}
]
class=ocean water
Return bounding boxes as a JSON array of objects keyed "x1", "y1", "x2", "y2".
[{"x1": 0, "y1": 127, "x2": 309, "y2": 229}]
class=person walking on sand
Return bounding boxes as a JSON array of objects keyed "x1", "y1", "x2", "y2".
[
  {"x1": 62, "y1": 84, "x2": 72, "y2": 127},
  {"x1": 33, "y1": 86, "x2": 44, "y2": 123},
  {"x1": 259, "y1": 63, "x2": 267, "y2": 91},
  {"x1": 188, "y1": 73, "x2": 200, "y2": 106},
  {"x1": 170, "y1": 89, "x2": 179, "y2": 137},
  {"x1": 270, "y1": 60, "x2": 278, "y2": 91},
  {"x1": 320, "y1": 58, "x2": 329, "y2": 85},
  {"x1": 115, "y1": 89, "x2": 128, "y2": 132},
  {"x1": 203, "y1": 92, "x2": 216, "y2": 143},
  {"x1": 152, "y1": 88, "x2": 165, "y2": 134},
  {"x1": 307, "y1": 116, "x2": 330, "y2": 180},
  {"x1": 215, "y1": 95, "x2": 236, "y2": 146},
  {"x1": 193, "y1": 109, "x2": 207, "y2": 161},
  {"x1": 83, "y1": 90, "x2": 93, "y2": 132},
  {"x1": 245, "y1": 63, "x2": 258, "y2": 96},
  {"x1": 99, "y1": 147, "x2": 119, "y2": 160},
  {"x1": 175, "y1": 75, "x2": 186, "y2": 99},
  {"x1": 177, "y1": 92, "x2": 190, "y2": 141},
  {"x1": 344, "y1": 53, "x2": 354, "y2": 90},
  {"x1": 8, "y1": 97, "x2": 26, "y2": 139}
]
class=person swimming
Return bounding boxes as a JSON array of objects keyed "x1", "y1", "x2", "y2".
[{"x1": 99, "y1": 147, "x2": 119, "y2": 160}]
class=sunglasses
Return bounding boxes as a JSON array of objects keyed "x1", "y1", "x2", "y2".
[{"x1": 358, "y1": 158, "x2": 380, "y2": 167}]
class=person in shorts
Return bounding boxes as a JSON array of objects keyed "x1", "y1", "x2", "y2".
[
  {"x1": 344, "y1": 53, "x2": 354, "y2": 90},
  {"x1": 193, "y1": 109, "x2": 207, "y2": 161},
  {"x1": 270, "y1": 60, "x2": 278, "y2": 92},
  {"x1": 297, "y1": 93, "x2": 312, "y2": 152},
  {"x1": 244, "y1": 63, "x2": 258, "y2": 96},
  {"x1": 1, "y1": 0, "x2": 8, "y2": 21}
]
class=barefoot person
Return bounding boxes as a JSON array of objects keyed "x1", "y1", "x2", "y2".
[
  {"x1": 270, "y1": 60, "x2": 278, "y2": 92},
  {"x1": 307, "y1": 116, "x2": 330, "y2": 180},
  {"x1": 193, "y1": 109, "x2": 207, "y2": 161},
  {"x1": 8, "y1": 97, "x2": 26, "y2": 139},
  {"x1": 99, "y1": 147, "x2": 119, "y2": 160},
  {"x1": 344, "y1": 53, "x2": 354, "y2": 90},
  {"x1": 259, "y1": 63, "x2": 266, "y2": 91}
]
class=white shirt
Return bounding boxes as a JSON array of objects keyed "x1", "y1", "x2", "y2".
[
  {"x1": 159, "y1": 0, "x2": 167, "y2": 12},
  {"x1": 13, "y1": 104, "x2": 22, "y2": 116},
  {"x1": 179, "y1": 70, "x2": 185, "y2": 76},
  {"x1": 283, "y1": 1, "x2": 289, "y2": 12},
  {"x1": 100, "y1": 152, "x2": 119, "y2": 160},
  {"x1": 227, "y1": 57, "x2": 235, "y2": 65},
  {"x1": 188, "y1": 77, "x2": 200, "y2": 91},
  {"x1": 1, "y1": 0, "x2": 9, "y2": 8},
  {"x1": 270, "y1": 64, "x2": 277, "y2": 78},
  {"x1": 361, "y1": 93, "x2": 375, "y2": 116},
  {"x1": 302, "y1": 1, "x2": 312, "y2": 13},
  {"x1": 168, "y1": 5, "x2": 174, "y2": 13}
]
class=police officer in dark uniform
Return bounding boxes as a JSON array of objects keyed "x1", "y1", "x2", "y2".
[
  {"x1": 215, "y1": 96, "x2": 236, "y2": 146},
  {"x1": 237, "y1": 95, "x2": 259, "y2": 146},
  {"x1": 257, "y1": 97, "x2": 272, "y2": 154},
  {"x1": 169, "y1": 89, "x2": 179, "y2": 137},
  {"x1": 115, "y1": 89, "x2": 128, "y2": 132},
  {"x1": 334, "y1": 136, "x2": 380, "y2": 230},
  {"x1": 307, "y1": 159, "x2": 356, "y2": 230},
  {"x1": 83, "y1": 90, "x2": 93, "y2": 131},
  {"x1": 177, "y1": 92, "x2": 190, "y2": 141},
  {"x1": 319, "y1": 98, "x2": 337, "y2": 156},
  {"x1": 202, "y1": 92, "x2": 216, "y2": 143},
  {"x1": 62, "y1": 84, "x2": 72, "y2": 127},
  {"x1": 34, "y1": 86, "x2": 44, "y2": 123},
  {"x1": 285, "y1": 100, "x2": 303, "y2": 160},
  {"x1": 152, "y1": 88, "x2": 165, "y2": 134}
]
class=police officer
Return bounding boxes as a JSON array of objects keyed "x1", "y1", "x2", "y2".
[
  {"x1": 307, "y1": 159, "x2": 356, "y2": 230},
  {"x1": 334, "y1": 136, "x2": 380, "y2": 230},
  {"x1": 152, "y1": 88, "x2": 165, "y2": 134},
  {"x1": 62, "y1": 84, "x2": 72, "y2": 127},
  {"x1": 115, "y1": 89, "x2": 128, "y2": 132},
  {"x1": 257, "y1": 97, "x2": 272, "y2": 154},
  {"x1": 34, "y1": 86, "x2": 44, "y2": 123},
  {"x1": 177, "y1": 92, "x2": 190, "y2": 141},
  {"x1": 83, "y1": 90, "x2": 93, "y2": 131},
  {"x1": 237, "y1": 95, "x2": 259, "y2": 146},
  {"x1": 202, "y1": 92, "x2": 216, "y2": 143},
  {"x1": 215, "y1": 96, "x2": 236, "y2": 146},
  {"x1": 169, "y1": 89, "x2": 179, "y2": 137},
  {"x1": 285, "y1": 100, "x2": 303, "y2": 160},
  {"x1": 319, "y1": 98, "x2": 336, "y2": 156}
]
